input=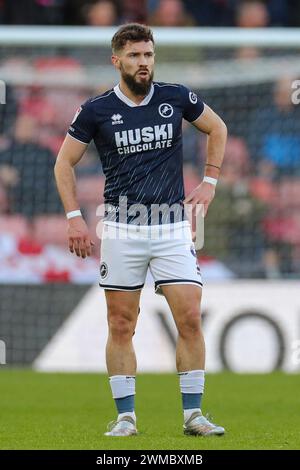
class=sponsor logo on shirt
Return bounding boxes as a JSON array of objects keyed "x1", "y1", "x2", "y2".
[
  {"x1": 189, "y1": 92, "x2": 198, "y2": 104},
  {"x1": 115, "y1": 124, "x2": 173, "y2": 155},
  {"x1": 71, "y1": 106, "x2": 82, "y2": 124}
]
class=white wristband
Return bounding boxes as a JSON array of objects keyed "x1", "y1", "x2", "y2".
[
  {"x1": 66, "y1": 209, "x2": 82, "y2": 220},
  {"x1": 203, "y1": 176, "x2": 218, "y2": 186}
]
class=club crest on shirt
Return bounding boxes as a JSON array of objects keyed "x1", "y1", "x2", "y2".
[{"x1": 159, "y1": 103, "x2": 174, "y2": 118}]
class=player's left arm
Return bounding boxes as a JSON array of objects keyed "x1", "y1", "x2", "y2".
[{"x1": 184, "y1": 104, "x2": 227, "y2": 216}]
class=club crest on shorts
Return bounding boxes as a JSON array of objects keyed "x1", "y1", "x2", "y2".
[
  {"x1": 190, "y1": 245, "x2": 197, "y2": 257},
  {"x1": 100, "y1": 262, "x2": 108, "y2": 279},
  {"x1": 159, "y1": 103, "x2": 174, "y2": 118}
]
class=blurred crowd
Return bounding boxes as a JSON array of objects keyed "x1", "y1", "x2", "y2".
[
  {"x1": 0, "y1": 0, "x2": 300, "y2": 279},
  {"x1": 0, "y1": 70, "x2": 300, "y2": 279},
  {"x1": 0, "y1": 0, "x2": 300, "y2": 27}
]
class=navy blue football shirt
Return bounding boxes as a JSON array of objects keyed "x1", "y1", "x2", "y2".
[{"x1": 68, "y1": 82, "x2": 204, "y2": 224}]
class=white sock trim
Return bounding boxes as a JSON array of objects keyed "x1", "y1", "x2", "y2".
[
  {"x1": 179, "y1": 369, "x2": 205, "y2": 394},
  {"x1": 118, "y1": 411, "x2": 136, "y2": 423},
  {"x1": 184, "y1": 408, "x2": 201, "y2": 422},
  {"x1": 109, "y1": 375, "x2": 136, "y2": 399}
]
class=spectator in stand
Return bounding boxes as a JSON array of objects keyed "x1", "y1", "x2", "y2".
[
  {"x1": 0, "y1": 0, "x2": 64, "y2": 25},
  {"x1": 182, "y1": 120, "x2": 204, "y2": 172},
  {"x1": 261, "y1": 177, "x2": 300, "y2": 277},
  {"x1": 149, "y1": 0, "x2": 195, "y2": 26},
  {"x1": 0, "y1": 165, "x2": 18, "y2": 213},
  {"x1": 235, "y1": 1, "x2": 269, "y2": 59},
  {"x1": 16, "y1": 58, "x2": 89, "y2": 155},
  {"x1": 121, "y1": 0, "x2": 147, "y2": 24},
  {"x1": 149, "y1": 0, "x2": 289, "y2": 27},
  {"x1": 247, "y1": 74, "x2": 300, "y2": 277},
  {"x1": 201, "y1": 136, "x2": 267, "y2": 277},
  {"x1": 63, "y1": 0, "x2": 122, "y2": 25},
  {"x1": 235, "y1": 1, "x2": 270, "y2": 27},
  {"x1": 0, "y1": 114, "x2": 62, "y2": 216},
  {"x1": 181, "y1": 0, "x2": 236, "y2": 27},
  {"x1": 0, "y1": 0, "x2": 292, "y2": 26},
  {"x1": 288, "y1": 0, "x2": 300, "y2": 26},
  {"x1": 0, "y1": 84, "x2": 18, "y2": 136},
  {"x1": 267, "y1": 0, "x2": 289, "y2": 26},
  {"x1": 83, "y1": 0, "x2": 119, "y2": 26},
  {"x1": 235, "y1": 0, "x2": 288, "y2": 28},
  {"x1": 62, "y1": 0, "x2": 88, "y2": 25},
  {"x1": 249, "y1": 76, "x2": 300, "y2": 178}
]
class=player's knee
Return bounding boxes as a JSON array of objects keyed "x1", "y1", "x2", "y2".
[
  {"x1": 108, "y1": 307, "x2": 136, "y2": 342},
  {"x1": 109, "y1": 317, "x2": 135, "y2": 342},
  {"x1": 178, "y1": 308, "x2": 201, "y2": 339}
]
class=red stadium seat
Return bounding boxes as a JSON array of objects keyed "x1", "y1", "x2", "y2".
[
  {"x1": 263, "y1": 216, "x2": 300, "y2": 244},
  {"x1": 0, "y1": 215, "x2": 30, "y2": 238},
  {"x1": 34, "y1": 57, "x2": 83, "y2": 72},
  {"x1": 33, "y1": 215, "x2": 68, "y2": 246},
  {"x1": 250, "y1": 177, "x2": 277, "y2": 204},
  {"x1": 77, "y1": 176, "x2": 105, "y2": 205},
  {"x1": 183, "y1": 166, "x2": 202, "y2": 195},
  {"x1": 277, "y1": 179, "x2": 300, "y2": 210}
]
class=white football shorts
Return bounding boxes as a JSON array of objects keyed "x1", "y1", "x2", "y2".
[{"x1": 99, "y1": 221, "x2": 202, "y2": 294}]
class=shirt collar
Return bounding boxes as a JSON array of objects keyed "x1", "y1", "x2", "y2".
[{"x1": 114, "y1": 83, "x2": 154, "y2": 107}]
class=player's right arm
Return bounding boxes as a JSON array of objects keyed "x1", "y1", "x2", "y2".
[{"x1": 54, "y1": 135, "x2": 94, "y2": 259}]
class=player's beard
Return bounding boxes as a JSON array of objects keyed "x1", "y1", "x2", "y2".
[{"x1": 121, "y1": 66, "x2": 154, "y2": 96}]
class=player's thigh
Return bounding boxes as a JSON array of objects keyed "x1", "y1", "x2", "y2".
[
  {"x1": 161, "y1": 283, "x2": 202, "y2": 331},
  {"x1": 105, "y1": 289, "x2": 141, "y2": 327},
  {"x1": 149, "y1": 232, "x2": 203, "y2": 294}
]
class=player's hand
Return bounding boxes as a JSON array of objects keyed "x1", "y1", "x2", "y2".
[
  {"x1": 67, "y1": 217, "x2": 94, "y2": 258},
  {"x1": 184, "y1": 181, "x2": 215, "y2": 217}
]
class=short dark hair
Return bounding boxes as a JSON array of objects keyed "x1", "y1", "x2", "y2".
[{"x1": 111, "y1": 23, "x2": 154, "y2": 53}]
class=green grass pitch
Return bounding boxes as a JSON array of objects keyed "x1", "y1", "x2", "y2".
[{"x1": 1, "y1": 370, "x2": 300, "y2": 450}]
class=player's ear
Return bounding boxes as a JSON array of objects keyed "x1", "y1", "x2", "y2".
[{"x1": 111, "y1": 54, "x2": 120, "y2": 70}]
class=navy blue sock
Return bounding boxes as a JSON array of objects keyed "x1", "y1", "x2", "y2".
[
  {"x1": 182, "y1": 393, "x2": 202, "y2": 410},
  {"x1": 115, "y1": 395, "x2": 135, "y2": 414}
]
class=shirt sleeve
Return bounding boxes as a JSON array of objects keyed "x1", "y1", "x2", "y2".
[
  {"x1": 180, "y1": 85, "x2": 204, "y2": 122},
  {"x1": 67, "y1": 100, "x2": 96, "y2": 144}
]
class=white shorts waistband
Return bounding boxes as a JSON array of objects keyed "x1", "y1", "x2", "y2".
[{"x1": 102, "y1": 220, "x2": 192, "y2": 240}]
